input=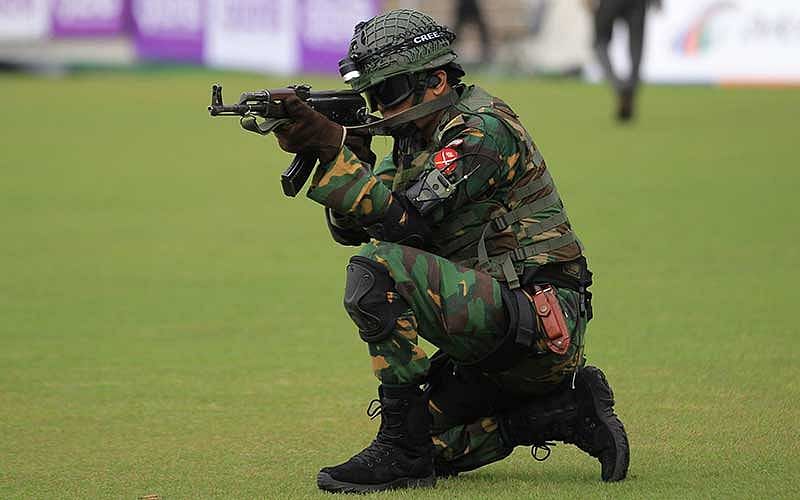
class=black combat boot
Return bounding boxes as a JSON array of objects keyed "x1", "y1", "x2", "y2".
[
  {"x1": 617, "y1": 88, "x2": 635, "y2": 122},
  {"x1": 499, "y1": 365, "x2": 629, "y2": 482},
  {"x1": 317, "y1": 384, "x2": 435, "y2": 493}
]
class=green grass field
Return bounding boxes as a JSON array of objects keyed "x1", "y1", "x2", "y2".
[{"x1": 1, "y1": 69, "x2": 798, "y2": 499}]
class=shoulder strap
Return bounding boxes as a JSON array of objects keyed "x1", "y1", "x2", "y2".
[
  {"x1": 347, "y1": 91, "x2": 459, "y2": 137},
  {"x1": 492, "y1": 189, "x2": 561, "y2": 231}
]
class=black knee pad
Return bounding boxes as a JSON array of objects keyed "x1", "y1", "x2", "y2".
[{"x1": 344, "y1": 256, "x2": 408, "y2": 343}]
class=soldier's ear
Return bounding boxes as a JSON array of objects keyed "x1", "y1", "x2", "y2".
[{"x1": 429, "y1": 70, "x2": 448, "y2": 96}]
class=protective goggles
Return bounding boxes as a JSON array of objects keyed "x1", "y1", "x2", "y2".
[{"x1": 365, "y1": 73, "x2": 419, "y2": 110}]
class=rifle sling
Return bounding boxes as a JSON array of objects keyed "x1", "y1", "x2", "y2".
[{"x1": 347, "y1": 91, "x2": 459, "y2": 136}]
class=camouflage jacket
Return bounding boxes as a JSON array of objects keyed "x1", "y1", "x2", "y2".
[{"x1": 307, "y1": 85, "x2": 583, "y2": 285}]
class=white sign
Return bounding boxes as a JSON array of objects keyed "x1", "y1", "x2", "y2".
[
  {"x1": 204, "y1": 0, "x2": 298, "y2": 74},
  {"x1": 0, "y1": 0, "x2": 51, "y2": 40},
  {"x1": 608, "y1": 0, "x2": 800, "y2": 84}
]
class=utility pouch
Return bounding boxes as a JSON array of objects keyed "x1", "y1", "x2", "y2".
[{"x1": 532, "y1": 285, "x2": 571, "y2": 355}]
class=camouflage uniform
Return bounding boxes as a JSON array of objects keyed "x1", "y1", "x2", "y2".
[
  {"x1": 274, "y1": 10, "x2": 628, "y2": 492},
  {"x1": 308, "y1": 84, "x2": 589, "y2": 473}
]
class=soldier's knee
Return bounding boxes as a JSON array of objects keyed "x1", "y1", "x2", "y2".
[{"x1": 344, "y1": 256, "x2": 408, "y2": 343}]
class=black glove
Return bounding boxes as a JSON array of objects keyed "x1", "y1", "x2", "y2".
[
  {"x1": 363, "y1": 194, "x2": 432, "y2": 249},
  {"x1": 325, "y1": 208, "x2": 370, "y2": 246},
  {"x1": 274, "y1": 95, "x2": 344, "y2": 164}
]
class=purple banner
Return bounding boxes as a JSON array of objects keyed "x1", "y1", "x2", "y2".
[
  {"x1": 51, "y1": 0, "x2": 130, "y2": 37},
  {"x1": 131, "y1": 0, "x2": 204, "y2": 63},
  {"x1": 298, "y1": 0, "x2": 378, "y2": 74}
]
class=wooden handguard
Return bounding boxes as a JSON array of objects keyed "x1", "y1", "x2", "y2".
[{"x1": 532, "y1": 285, "x2": 571, "y2": 355}]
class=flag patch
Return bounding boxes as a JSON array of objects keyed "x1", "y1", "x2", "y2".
[{"x1": 433, "y1": 147, "x2": 459, "y2": 175}]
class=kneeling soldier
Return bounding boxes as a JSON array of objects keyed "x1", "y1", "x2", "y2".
[{"x1": 273, "y1": 9, "x2": 629, "y2": 493}]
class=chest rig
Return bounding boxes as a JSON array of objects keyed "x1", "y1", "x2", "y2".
[{"x1": 395, "y1": 86, "x2": 582, "y2": 290}]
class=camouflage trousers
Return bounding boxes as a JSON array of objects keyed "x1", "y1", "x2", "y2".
[{"x1": 351, "y1": 241, "x2": 587, "y2": 473}]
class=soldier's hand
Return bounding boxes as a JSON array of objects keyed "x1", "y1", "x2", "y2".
[
  {"x1": 325, "y1": 208, "x2": 370, "y2": 246},
  {"x1": 275, "y1": 95, "x2": 344, "y2": 164}
]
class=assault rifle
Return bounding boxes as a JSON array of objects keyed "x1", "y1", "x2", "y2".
[{"x1": 208, "y1": 84, "x2": 371, "y2": 197}]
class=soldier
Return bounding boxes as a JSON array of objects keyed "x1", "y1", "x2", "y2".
[
  {"x1": 586, "y1": 0, "x2": 662, "y2": 121},
  {"x1": 273, "y1": 9, "x2": 629, "y2": 493},
  {"x1": 453, "y1": 0, "x2": 492, "y2": 63}
]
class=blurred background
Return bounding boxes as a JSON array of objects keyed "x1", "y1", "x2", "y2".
[
  {"x1": 2, "y1": 0, "x2": 799, "y2": 85},
  {"x1": 2, "y1": 1, "x2": 799, "y2": 499}
]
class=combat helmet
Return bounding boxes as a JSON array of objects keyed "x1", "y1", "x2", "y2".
[{"x1": 339, "y1": 9, "x2": 463, "y2": 108}]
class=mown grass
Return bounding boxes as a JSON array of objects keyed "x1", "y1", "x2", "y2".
[{"x1": 1, "y1": 69, "x2": 798, "y2": 499}]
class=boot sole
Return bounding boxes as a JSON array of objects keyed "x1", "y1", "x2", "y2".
[
  {"x1": 316, "y1": 471, "x2": 436, "y2": 494},
  {"x1": 580, "y1": 366, "x2": 630, "y2": 482}
]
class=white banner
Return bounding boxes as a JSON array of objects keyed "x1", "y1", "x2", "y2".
[
  {"x1": 515, "y1": 0, "x2": 593, "y2": 74},
  {"x1": 204, "y1": 0, "x2": 298, "y2": 74},
  {"x1": 0, "y1": 0, "x2": 51, "y2": 40},
  {"x1": 609, "y1": 0, "x2": 800, "y2": 84}
]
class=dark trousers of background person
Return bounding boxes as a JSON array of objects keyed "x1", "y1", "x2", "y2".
[
  {"x1": 592, "y1": 0, "x2": 649, "y2": 120},
  {"x1": 454, "y1": 0, "x2": 491, "y2": 62}
]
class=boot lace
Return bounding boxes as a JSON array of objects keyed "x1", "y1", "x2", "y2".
[
  {"x1": 531, "y1": 442, "x2": 555, "y2": 462},
  {"x1": 366, "y1": 399, "x2": 382, "y2": 420},
  {"x1": 529, "y1": 421, "x2": 575, "y2": 462},
  {"x1": 349, "y1": 399, "x2": 396, "y2": 467},
  {"x1": 350, "y1": 439, "x2": 394, "y2": 467}
]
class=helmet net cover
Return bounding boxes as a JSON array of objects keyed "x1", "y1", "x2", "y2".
[{"x1": 346, "y1": 9, "x2": 458, "y2": 92}]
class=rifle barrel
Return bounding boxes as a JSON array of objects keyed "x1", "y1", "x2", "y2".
[{"x1": 208, "y1": 103, "x2": 267, "y2": 116}]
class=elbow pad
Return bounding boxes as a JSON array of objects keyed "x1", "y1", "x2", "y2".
[
  {"x1": 364, "y1": 194, "x2": 432, "y2": 249},
  {"x1": 325, "y1": 208, "x2": 370, "y2": 246}
]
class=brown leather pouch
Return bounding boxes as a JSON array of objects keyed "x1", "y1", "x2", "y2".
[{"x1": 531, "y1": 285, "x2": 571, "y2": 355}]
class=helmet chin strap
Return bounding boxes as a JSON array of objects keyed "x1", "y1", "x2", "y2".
[{"x1": 347, "y1": 90, "x2": 458, "y2": 137}]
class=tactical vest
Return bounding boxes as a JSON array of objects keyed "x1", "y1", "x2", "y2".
[{"x1": 395, "y1": 86, "x2": 583, "y2": 289}]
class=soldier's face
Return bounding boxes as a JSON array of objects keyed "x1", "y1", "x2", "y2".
[
  {"x1": 378, "y1": 96, "x2": 414, "y2": 118},
  {"x1": 367, "y1": 73, "x2": 417, "y2": 117},
  {"x1": 377, "y1": 70, "x2": 449, "y2": 120}
]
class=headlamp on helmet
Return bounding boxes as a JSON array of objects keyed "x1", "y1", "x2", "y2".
[{"x1": 338, "y1": 56, "x2": 361, "y2": 84}]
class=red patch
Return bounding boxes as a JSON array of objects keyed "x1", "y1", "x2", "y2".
[{"x1": 433, "y1": 147, "x2": 460, "y2": 175}]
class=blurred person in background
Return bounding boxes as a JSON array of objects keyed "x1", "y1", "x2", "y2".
[
  {"x1": 586, "y1": 0, "x2": 662, "y2": 121},
  {"x1": 273, "y1": 8, "x2": 629, "y2": 493},
  {"x1": 454, "y1": 0, "x2": 492, "y2": 62}
]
